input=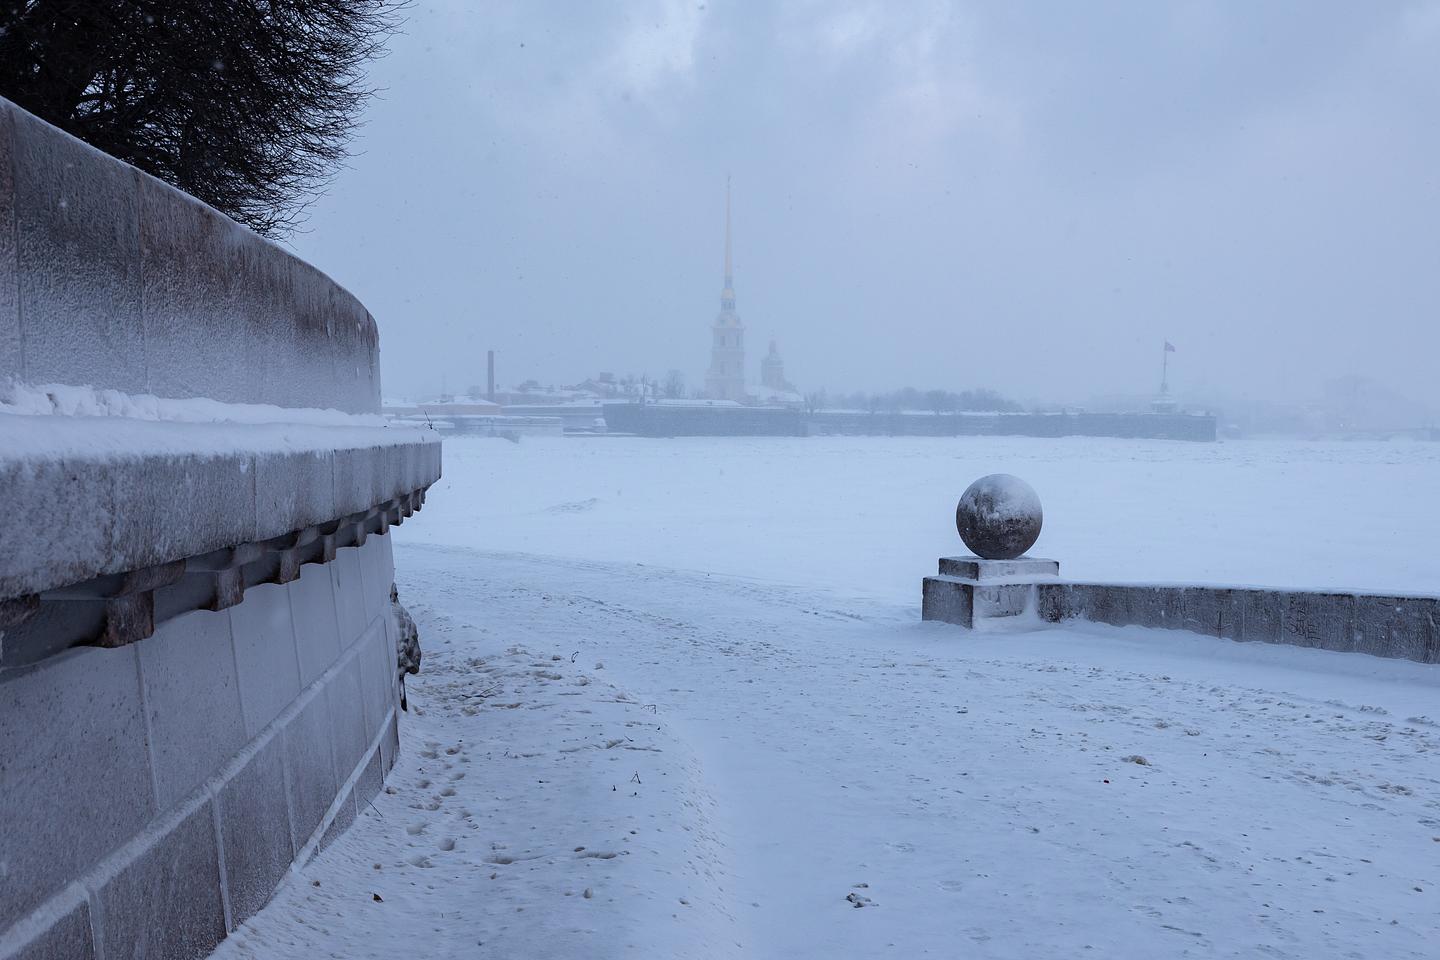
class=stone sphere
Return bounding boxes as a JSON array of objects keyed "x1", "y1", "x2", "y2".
[{"x1": 955, "y1": 474, "x2": 1043, "y2": 560}]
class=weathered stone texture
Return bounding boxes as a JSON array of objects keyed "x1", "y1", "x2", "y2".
[
  {"x1": 9, "y1": 104, "x2": 144, "y2": 391},
  {"x1": 0, "y1": 97, "x2": 378, "y2": 411},
  {"x1": 922, "y1": 576, "x2": 973, "y2": 628},
  {"x1": 0, "y1": 647, "x2": 154, "y2": 931},
  {"x1": 139, "y1": 609, "x2": 246, "y2": 809},
  {"x1": 1239, "y1": 590, "x2": 1283, "y2": 644},
  {"x1": 1354, "y1": 596, "x2": 1436, "y2": 662},
  {"x1": 289, "y1": 561, "x2": 342, "y2": 686},
  {"x1": 1016, "y1": 578, "x2": 1436, "y2": 665},
  {"x1": 282, "y1": 688, "x2": 341, "y2": 851},
  {"x1": 358, "y1": 531, "x2": 396, "y2": 628},
  {"x1": 357, "y1": 618, "x2": 396, "y2": 743},
  {"x1": 327, "y1": 652, "x2": 370, "y2": 782},
  {"x1": 317, "y1": 789, "x2": 358, "y2": 854},
  {"x1": 0, "y1": 886, "x2": 94, "y2": 960},
  {"x1": 954, "y1": 474, "x2": 1043, "y2": 560},
  {"x1": 329, "y1": 547, "x2": 368, "y2": 646},
  {"x1": 938, "y1": 557, "x2": 1059, "y2": 580},
  {"x1": 228, "y1": 582, "x2": 302, "y2": 739},
  {"x1": 96, "y1": 802, "x2": 226, "y2": 960},
  {"x1": 1281, "y1": 592, "x2": 1355, "y2": 653},
  {"x1": 217, "y1": 733, "x2": 294, "y2": 926},
  {"x1": 0, "y1": 104, "x2": 19, "y2": 378}
]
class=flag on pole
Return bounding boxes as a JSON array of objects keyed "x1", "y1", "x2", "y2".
[{"x1": 1164, "y1": 341, "x2": 1176, "y2": 352}]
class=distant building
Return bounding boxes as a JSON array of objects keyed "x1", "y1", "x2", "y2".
[
  {"x1": 761, "y1": 339, "x2": 790, "y2": 392},
  {"x1": 705, "y1": 178, "x2": 748, "y2": 402},
  {"x1": 383, "y1": 398, "x2": 501, "y2": 417}
]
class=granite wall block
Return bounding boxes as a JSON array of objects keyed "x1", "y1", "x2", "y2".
[
  {"x1": 95, "y1": 801, "x2": 225, "y2": 960},
  {"x1": 228, "y1": 582, "x2": 302, "y2": 739},
  {"x1": 138, "y1": 609, "x2": 246, "y2": 809},
  {"x1": 216, "y1": 733, "x2": 294, "y2": 926},
  {"x1": 0, "y1": 647, "x2": 154, "y2": 929}
]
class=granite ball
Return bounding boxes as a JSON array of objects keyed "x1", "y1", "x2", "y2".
[{"x1": 955, "y1": 474, "x2": 1043, "y2": 560}]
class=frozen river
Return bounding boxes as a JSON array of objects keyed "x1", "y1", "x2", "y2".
[{"x1": 413, "y1": 435, "x2": 1440, "y2": 598}]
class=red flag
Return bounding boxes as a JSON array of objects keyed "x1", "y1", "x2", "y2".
[{"x1": 1164, "y1": 341, "x2": 1176, "y2": 352}]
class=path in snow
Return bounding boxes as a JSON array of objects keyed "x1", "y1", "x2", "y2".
[{"x1": 214, "y1": 545, "x2": 1440, "y2": 959}]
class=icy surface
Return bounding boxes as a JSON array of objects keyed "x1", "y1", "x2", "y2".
[
  {"x1": 0, "y1": 381, "x2": 387, "y2": 427},
  {"x1": 212, "y1": 437, "x2": 1440, "y2": 959},
  {"x1": 408, "y1": 436, "x2": 1440, "y2": 598},
  {"x1": 0, "y1": 407, "x2": 429, "y2": 463}
]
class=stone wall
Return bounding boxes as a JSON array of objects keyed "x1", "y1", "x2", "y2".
[
  {"x1": 921, "y1": 557, "x2": 1438, "y2": 665},
  {"x1": 603, "y1": 402, "x2": 806, "y2": 437},
  {"x1": 0, "y1": 97, "x2": 379, "y2": 414},
  {"x1": 0, "y1": 98, "x2": 440, "y2": 960},
  {"x1": 602, "y1": 403, "x2": 1216, "y2": 441},
  {"x1": 1035, "y1": 582, "x2": 1439, "y2": 664},
  {"x1": 0, "y1": 536, "x2": 400, "y2": 960},
  {"x1": 808, "y1": 411, "x2": 1217, "y2": 442}
]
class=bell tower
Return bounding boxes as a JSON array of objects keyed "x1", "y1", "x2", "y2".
[{"x1": 705, "y1": 177, "x2": 747, "y2": 401}]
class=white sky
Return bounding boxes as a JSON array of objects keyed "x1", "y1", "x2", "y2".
[{"x1": 291, "y1": 0, "x2": 1440, "y2": 410}]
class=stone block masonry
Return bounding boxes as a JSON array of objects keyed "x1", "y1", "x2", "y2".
[
  {"x1": 922, "y1": 557, "x2": 1060, "y2": 630},
  {"x1": 924, "y1": 560, "x2": 1438, "y2": 666},
  {"x1": 0, "y1": 98, "x2": 379, "y2": 413},
  {"x1": 1042, "y1": 581, "x2": 1434, "y2": 664},
  {"x1": 1033, "y1": 582, "x2": 1439, "y2": 665},
  {"x1": 0, "y1": 96, "x2": 440, "y2": 960},
  {"x1": 0, "y1": 537, "x2": 403, "y2": 960}
]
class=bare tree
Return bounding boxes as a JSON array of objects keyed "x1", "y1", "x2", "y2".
[{"x1": 0, "y1": 0, "x2": 406, "y2": 236}]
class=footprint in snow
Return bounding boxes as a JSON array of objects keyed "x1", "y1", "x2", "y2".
[{"x1": 545, "y1": 498, "x2": 600, "y2": 514}]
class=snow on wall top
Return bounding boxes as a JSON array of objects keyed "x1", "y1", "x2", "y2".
[
  {"x1": 0, "y1": 412, "x2": 439, "y2": 601},
  {"x1": 0, "y1": 96, "x2": 380, "y2": 414}
]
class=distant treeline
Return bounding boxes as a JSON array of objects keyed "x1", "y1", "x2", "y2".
[{"x1": 807, "y1": 387, "x2": 1023, "y2": 414}]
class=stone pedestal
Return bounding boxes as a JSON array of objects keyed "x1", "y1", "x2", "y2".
[{"x1": 922, "y1": 556, "x2": 1059, "y2": 629}]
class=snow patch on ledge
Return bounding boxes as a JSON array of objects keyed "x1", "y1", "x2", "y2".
[
  {"x1": 0, "y1": 381, "x2": 388, "y2": 428},
  {"x1": 0, "y1": 409, "x2": 437, "y2": 464}
]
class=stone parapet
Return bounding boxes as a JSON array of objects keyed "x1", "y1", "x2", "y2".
[
  {"x1": 923, "y1": 560, "x2": 1438, "y2": 665},
  {"x1": 0, "y1": 418, "x2": 439, "y2": 667},
  {"x1": 1034, "y1": 581, "x2": 1439, "y2": 665},
  {"x1": 0, "y1": 96, "x2": 379, "y2": 414}
]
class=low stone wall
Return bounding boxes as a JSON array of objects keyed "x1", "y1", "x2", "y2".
[
  {"x1": 602, "y1": 403, "x2": 1217, "y2": 441},
  {"x1": 603, "y1": 402, "x2": 805, "y2": 437},
  {"x1": 921, "y1": 556, "x2": 1438, "y2": 665},
  {"x1": 1035, "y1": 581, "x2": 1440, "y2": 664},
  {"x1": 809, "y1": 411, "x2": 1217, "y2": 442}
]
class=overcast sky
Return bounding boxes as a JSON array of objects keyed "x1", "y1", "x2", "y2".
[{"x1": 292, "y1": 0, "x2": 1440, "y2": 410}]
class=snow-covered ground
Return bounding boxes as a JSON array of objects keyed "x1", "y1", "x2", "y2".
[{"x1": 213, "y1": 437, "x2": 1440, "y2": 959}]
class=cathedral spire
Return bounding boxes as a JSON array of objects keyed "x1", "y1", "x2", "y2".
[
  {"x1": 706, "y1": 176, "x2": 746, "y2": 402},
  {"x1": 721, "y1": 175, "x2": 735, "y2": 310}
]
